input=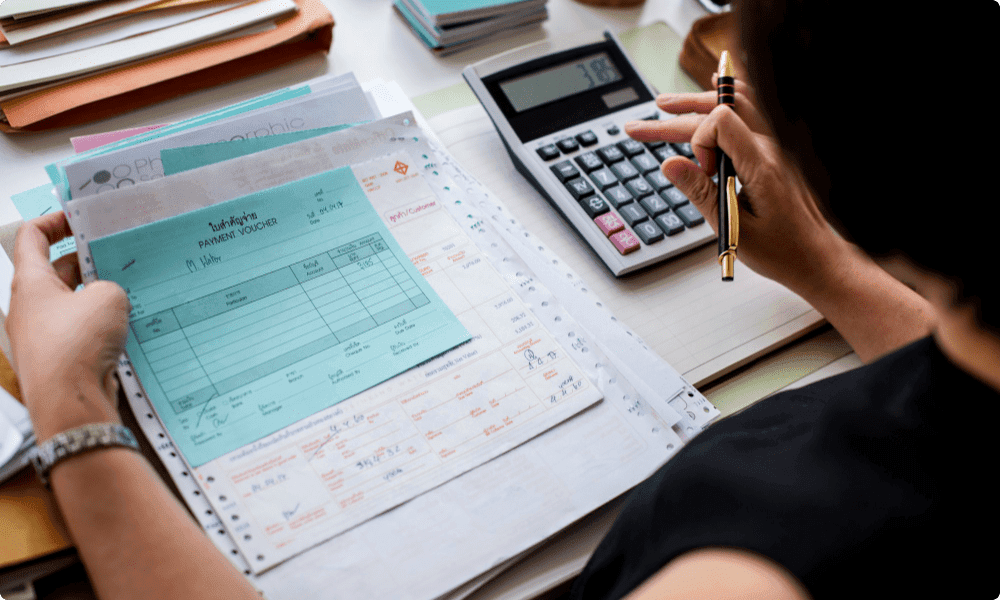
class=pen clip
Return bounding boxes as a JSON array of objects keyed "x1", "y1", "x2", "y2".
[
  {"x1": 726, "y1": 176, "x2": 738, "y2": 251},
  {"x1": 719, "y1": 176, "x2": 738, "y2": 281}
]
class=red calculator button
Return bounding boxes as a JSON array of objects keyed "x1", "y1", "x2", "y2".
[
  {"x1": 610, "y1": 230, "x2": 641, "y2": 254},
  {"x1": 595, "y1": 213, "x2": 625, "y2": 237}
]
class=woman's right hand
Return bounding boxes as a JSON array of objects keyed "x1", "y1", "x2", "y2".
[{"x1": 624, "y1": 83, "x2": 853, "y2": 299}]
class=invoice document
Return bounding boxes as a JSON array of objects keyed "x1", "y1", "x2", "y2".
[{"x1": 80, "y1": 143, "x2": 605, "y2": 571}]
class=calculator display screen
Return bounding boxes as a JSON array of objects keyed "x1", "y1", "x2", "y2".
[{"x1": 499, "y1": 52, "x2": 623, "y2": 113}]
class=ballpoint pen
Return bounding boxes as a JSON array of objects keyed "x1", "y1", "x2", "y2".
[{"x1": 717, "y1": 50, "x2": 739, "y2": 281}]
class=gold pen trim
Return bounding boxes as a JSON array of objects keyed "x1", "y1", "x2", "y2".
[
  {"x1": 719, "y1": 176, "x2": 739, "y2": 280},
  {"x1": 726, "y1": 176, "x2": 738, "y2": 250}
]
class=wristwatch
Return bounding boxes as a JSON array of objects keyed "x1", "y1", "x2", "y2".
[{"x1": 29, "y1": 423, "x2": 140, "y2": 487}]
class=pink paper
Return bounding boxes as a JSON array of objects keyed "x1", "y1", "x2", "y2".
[{"x1": 71, "y1": 123, "x2": 168, "y2": 153}]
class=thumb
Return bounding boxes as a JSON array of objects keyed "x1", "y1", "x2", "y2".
[
  {"x1": 661, "y1": 157, "x2": 719, "y2": 235},
  {"x1": 79, "y1": 280, "x2": 132, "y2": 335}
]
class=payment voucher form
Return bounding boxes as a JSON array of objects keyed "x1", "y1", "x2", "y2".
[
  {"x1": 85, "y1": 142, "x2": 604, "y2": 571},
  {"x1": 89, "y1": 165, "x2": 471, "y2": 467}
]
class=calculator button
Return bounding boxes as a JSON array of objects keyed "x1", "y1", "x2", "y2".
[
  {"x1": 606, "y1": 125, "x2": 620, "y2": 136},
  {"x1": 655, "y1": 212, "x2": 686, "y2": 235},
  {"x1": 634, "y1": 221, "x2": 665, "y2": 244},
  {"x1": 537, "y1": 145, "x2": 560, "y2": 161},
  {"x1": 660, "y1": 187, "x2": 689, "y2": 209},
  {"x1": 625, "y1": 177, "x2": 654, "y2": 199},
  {"x1": 643, "y1": 113, "x2": 659, "y2": 120},
  {"x1": 610, "y1": 230, "x2": 641, "y2": 255},
  {"x1": 653, "y1": 145, "x2": 679, "y2": 162},
  {"x1": 557, "y1": 138, "x2": 580, "y2": 153},
  {"x1": 610, "y1": 161, "x2": 640, "y2": 182},
  {"x1": 673, "y1": 142, "x2": 695, "y2": 159},
  {"x1": 618, "y1": 203, "x2": 649, "y2": 226},
  {"x1": 589, "y1": 167, "x2": 618, "y2": 190},
  {"x1": 597, "y1": 144, "x2": 625, "y2": 164},
  {"x1": 566, "y1": 178, "x2": 595, "y2": 200},
  {"x1": 575, "y1": 152, "x2": 604, "y2": 173},
  {"x1": 580, "y1": 195, "x2": 610, "y2": 218},
  {"x1": 603, "y1": 185, "x2": 634, "y2": 208},
  {"x1": 617, "y1": 139, "x2": 645, "y2": 157},
  {"x1": 640, "y1": 194, "x2": 670, "y2": 217},
  {"x1": 644, "y1": 171, "x2": 672, "y2": 192},
  {"x1": 550, "y1": 161, "x2": 579, "y2": 183},
  {"x1": 645, "y1": 140, "x2": 666, "y2": 150},
  {"x1": 595, "y1": 212, "x2": 625, "y2": 236},
  {"x1": 576, "y1": 130, "x2": 598, "y2": 146},
  {"x1": 631, "y1": 153, "x2": 660, "y2": 174},
  {"x1": 675, "y1": 204, "x2": 705, "y2": 227}
]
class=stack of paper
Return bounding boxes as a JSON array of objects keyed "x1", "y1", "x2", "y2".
[
  {"x1": 7, "y1": 73, "x2": 717, "y2": 598},
  {"x1": 0, "y1": 386, "x2": 33, "y2": 484},
  {"x1": 394, "y1": 0, "x2": 547, "y2": 55},
  {"x1": 0, "y1": 0, "x2": 297, "y2": 98},
  {"x1": 0, "y1": 0, "x2": 334, "y2": 132}
]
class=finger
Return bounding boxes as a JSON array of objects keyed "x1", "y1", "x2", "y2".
[
  {"x1": 624, "y1": 114, "x2": 703, "y2": 144},
  {"x1": 656, "y1": 91, "x2": 717, "y2": 114},
  {"x1": 661, "y1": 157, "x2": 719, "y2": 235},
  {"x1": 81, "y1": 279, "x2": 132, "y2": 323},
  {"x1": 691, "y1": 104, "x2": 761, "y2": 179},
  {"x1": 12, "y1": 212, "x2": 72, "y2": 271},
  {"x1": 51, "y1": 252, "x2": 82, "y2": 289},
  {"x1": 658, "y1": 91, "x2": 770, "y2": 135}
]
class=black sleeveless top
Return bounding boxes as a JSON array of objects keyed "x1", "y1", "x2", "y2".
[{"x1": 572, "y1": 336, "x2": 998, "y2": 599}]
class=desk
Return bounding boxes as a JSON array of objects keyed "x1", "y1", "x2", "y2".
[{"x1": 0, "y1": 1, "x2": 858, "y2": 597}]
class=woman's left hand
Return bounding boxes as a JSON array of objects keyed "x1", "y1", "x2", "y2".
[{"x1": 5, "y1": 212, "x2": 131, "y2": 441}]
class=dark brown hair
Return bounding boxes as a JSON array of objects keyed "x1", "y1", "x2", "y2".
[{"x1": 737, "y1": 0, "x2": 999, "y2": 328}]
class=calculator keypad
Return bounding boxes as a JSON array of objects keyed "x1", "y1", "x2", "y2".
[
  {"x1": 597, "y1": 145, "x2": 625, "y2": 164},
  {"x1": 633, "y1": 221, "x2": 665, "y2": 244},
  {"x1": 557, "y1": 138, "x2": 579, "y2": 153},
  {"x1": 575, "y1": 152, "x2": 603, "y2": 172},
  {"x1": 550, "y1": 161, "x2": 579, "y2": 183},
  {"x1": 604, "y1": 185, "x2": 634, "y2": 208},
  {"x1": 580, "y1": 195, "x2": 610, "y2": 218},
  {"x1": 576, "y1": 130, "x2": 598, "y2": 146},
  {"x1": 566, "y1": 178, "x2": 595, "y2": 200},
  {"x1": 610, "y1": 161, "x2": 639, "y2": 182},
  {"x1": 595, "y1": 212, "x2": 625, "y2": 236},
  {"x1": 535, "y1": 116, "x2": 708, "y2": 261},
  {"x1": 589, "y1": 168, "x2": 618, "y2": 190},
  {"x1": 610, "y1": 230, "x2": 640, "y2": 254}
]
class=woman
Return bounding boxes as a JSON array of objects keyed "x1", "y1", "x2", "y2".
[
  {"x1": 571, "y1": 1, "x2": 999, "y2": 598},
  {"x1": 6, "y1": 0, "x2": 996, "y2": 598}
]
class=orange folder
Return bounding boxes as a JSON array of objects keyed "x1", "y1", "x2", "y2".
[
  {"x1": 0, "y1": 355, "x2": 74, "y2": 569},
  {"x1": 0, "y1": 0, "x2": 334, "y2": 133}
]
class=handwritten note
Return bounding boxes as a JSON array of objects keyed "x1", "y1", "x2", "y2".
[{"x1": 88, "y1": 165, "x2": 471, "y2": 467}]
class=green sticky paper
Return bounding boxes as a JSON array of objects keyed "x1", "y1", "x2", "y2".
[
  {"x1": 10, "y1": 184, "x2": 77, "y2": 261},
  {"x1": 11, "y1": 184, "x2": 59, "y2": 220},
  {"x1": 160, "y1": 124, "x2": 358, "y2": 176},
  {"x1": 88, "y1": 167, "x2": 471, "y2": 467}
]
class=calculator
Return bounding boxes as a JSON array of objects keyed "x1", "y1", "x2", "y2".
[{"x1": 463, "y1": 31, "x2": 714, "y2": 276}]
